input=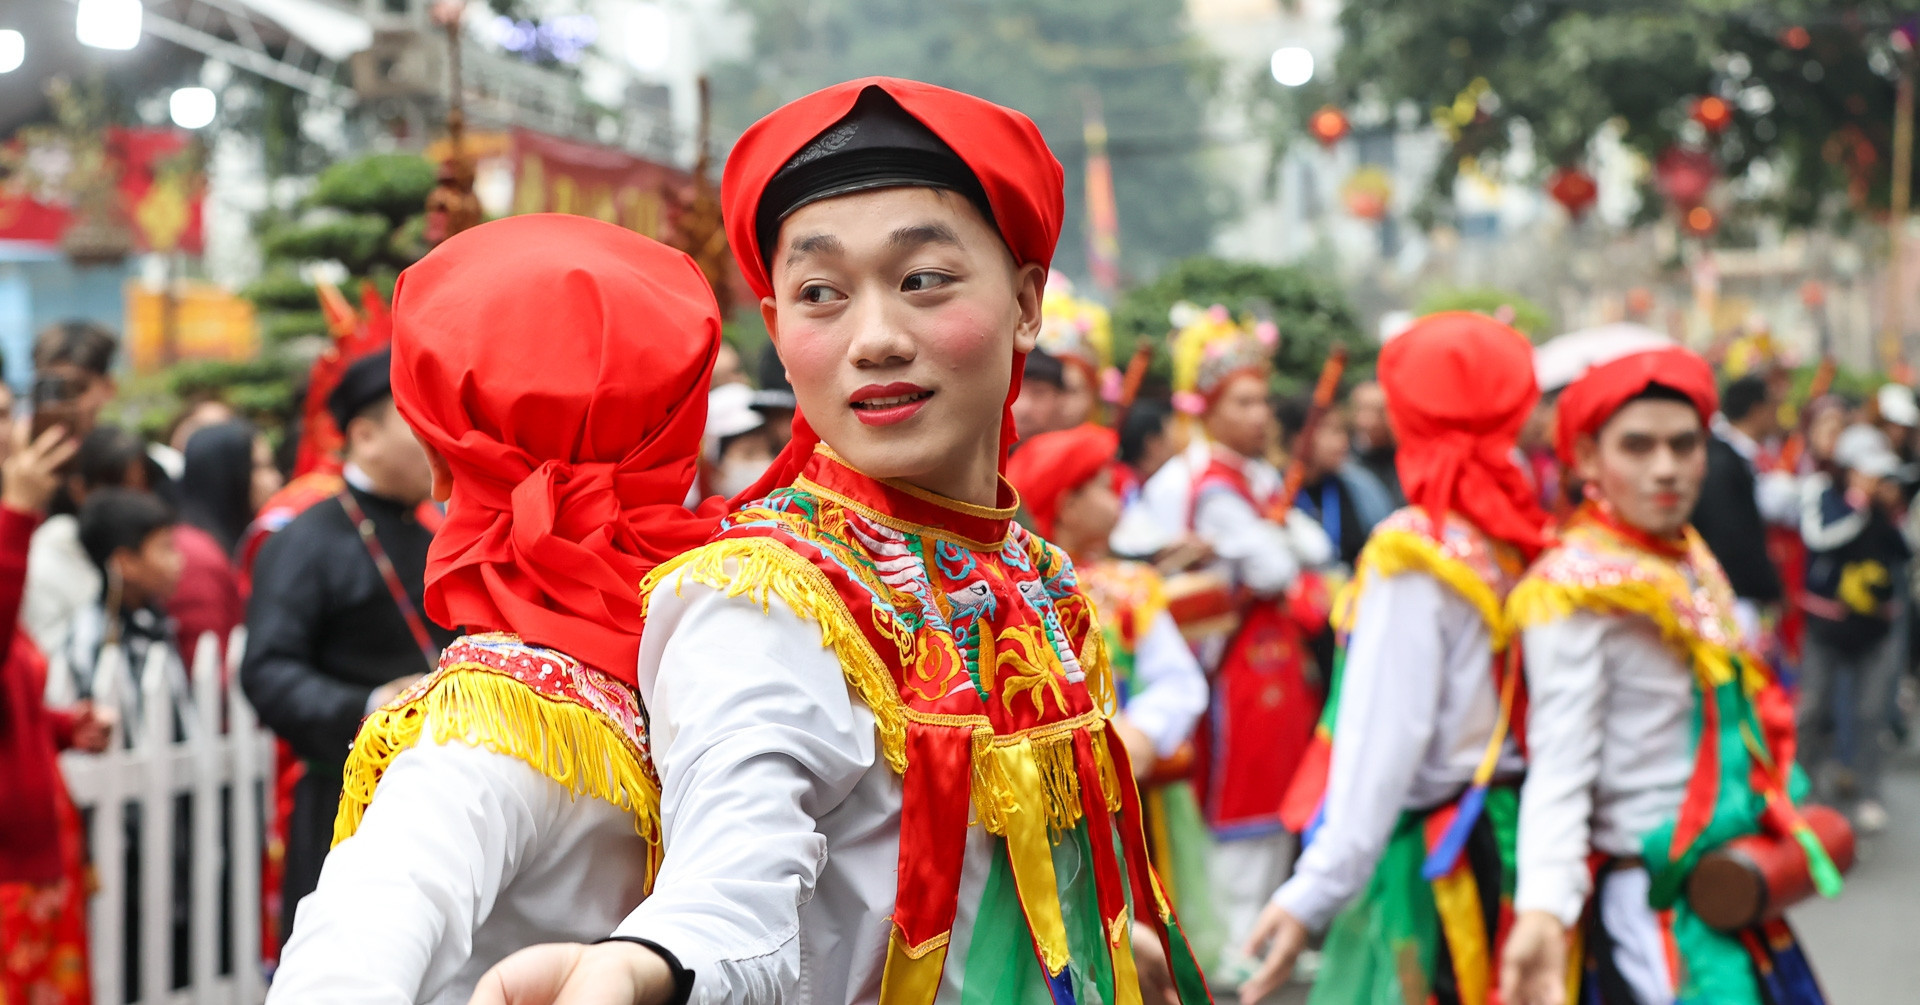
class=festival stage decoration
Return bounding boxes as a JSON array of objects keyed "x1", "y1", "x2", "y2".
[{"x1": 1547, "y1": 165, "x2": 1599, "y2": 219}]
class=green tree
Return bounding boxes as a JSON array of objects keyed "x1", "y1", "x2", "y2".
[
  {"x1": 709, "y1": 0, "x2": 1229, "y2": 283},
  {"x1": 1113, "y1": 256, "x2": 1367, "y2": 394},
  {"x1": 1413, "y1": 286, "x2": 1553, "y2": 341},
  {"x1": 1324, "y1": 1, "x2": 1914, "y2": 225}
]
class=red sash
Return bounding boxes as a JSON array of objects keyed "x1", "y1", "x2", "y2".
[{"x1": 1187, "y1": 456, "x2": 1326, "y2": 833}]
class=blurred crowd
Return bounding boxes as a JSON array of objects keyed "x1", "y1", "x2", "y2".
[{"x1": 5, "y1": 299, "x2": 1917, "y2": 1002}]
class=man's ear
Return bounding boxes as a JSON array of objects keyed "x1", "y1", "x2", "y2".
[
  {"x1": 760, "y1": 296, "x2": 781, "y2": 351},
  {"x1": 1572, "y1": 434, "x2": 1601, "y2": 485},
  {"x1": 414, "y1": 432, "x2": 454, "y2": 503},
  {"x1": 1011, "y1": 264, "x2": 1046, "y2": 354}
]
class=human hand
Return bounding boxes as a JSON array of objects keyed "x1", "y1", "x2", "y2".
[
  {"x1": 1154, "y1": 535, "x2": 1215, "y2": 574},
  {"x1": 1132, "y1": 923, "x2": 1179, "y2": 1005},
  {"x1": 1111, "y1": 715, "x2": 1158, "y2": 781},
  {"x1": 467, "y1": 941, "x2": 675, "y2": 1005},
  {"x1": 68, "y1": 700, "x2": 115, "y2": 753},
  {"x1": 1499, "y1": 910, "x2": 1569, "y2": 1005},
  {"x1": 1238, "y1": 901, "x2": 1309, "y2": 1003},
  {"x1": 1, "y1": 421, "x2": 77, "y2": 516}
]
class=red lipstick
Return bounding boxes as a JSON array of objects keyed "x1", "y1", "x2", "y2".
[{"x1": 849, "y1": 382, "x2": 933, "y2": 426}]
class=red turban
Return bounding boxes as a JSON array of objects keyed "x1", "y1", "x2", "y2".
[
  {"x1": 1554, "y1": 346, "x2": 1718, "y2": 468},
  {"x1": 390, "y1": 214, "x2": 725, "y2": 682},
  {"x1": 1380, "y1": 311, "x2": 1551, "y2": 558},
  {"x1": 721, "y1": 77, "x2": 1065, "y2": 503},
  {"x1": 1005, "y1": 424, "x2": 1119, "y2": 539}
]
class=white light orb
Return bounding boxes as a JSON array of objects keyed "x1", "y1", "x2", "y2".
[
  {"x1": 77, "y1": 0, "x2": 143, "y2": 51},
  {"x1": 170, "y1": 87, "x2": 217, "y2": 129},
  {"x1": 0, "y1": 31, "x2": 23, "y2": 74},
  {"x1": 1271, "y1": 46, "x2": 1314, "y2": 87}
]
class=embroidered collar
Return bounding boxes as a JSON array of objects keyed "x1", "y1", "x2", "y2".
[
  {"x1": 795, "y1": 444, "x2": 1018, "y2": 552},
  {"x1": 1527, "y1": 507, "x2": 1741, "y2": 652}
]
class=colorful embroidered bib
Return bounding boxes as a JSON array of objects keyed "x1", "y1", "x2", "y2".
[
  {"x1": 645, "y1": 447, "x2": 1210, "y2": 1005},
  {"x1": 1507, "y1": 508, "x2": 1840, "y2": 1002},
  {"x1": 333, "y1": 633, "x2": 662, "y2": 882}
]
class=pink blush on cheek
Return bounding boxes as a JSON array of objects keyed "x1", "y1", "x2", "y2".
[{"x1": 913, "y1": 303, "x2": 1006, "y2": 373}]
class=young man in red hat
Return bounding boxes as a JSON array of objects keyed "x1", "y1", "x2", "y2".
[
  {"x1": 1239, "y1": 313, "x2": 1550, "y2": 1005},
  {"x1": 473, "y1": 79, "x2": 1211, "y2": 1005},
  {"x1": 1500, "y1": 347, "x2": 1838, "y2": 1005},
  {"x1": 267, "y1": 214, "x2": 724, "y2": 1005}
]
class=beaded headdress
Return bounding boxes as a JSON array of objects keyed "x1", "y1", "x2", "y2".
[{"x1": 1169, "y1": 301, "x2": 1277, "y2": 414}]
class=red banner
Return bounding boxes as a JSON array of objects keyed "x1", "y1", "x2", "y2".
[
  {"x1": 0, "y1": 127, "x2": 204, "y2": 254},
  {"x1": 509, "y1": 127, "x2": 685, "y2": 240}
]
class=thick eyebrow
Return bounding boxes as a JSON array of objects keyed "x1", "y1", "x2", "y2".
[
  {"x1": 888, "y1": 222, "x2": 962, "y2": 251},
  {"x1": 781, "y1": 232, "x2": 844, "y2": 267}
]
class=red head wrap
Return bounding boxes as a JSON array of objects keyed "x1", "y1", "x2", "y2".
[
  {"x1": 721, "y1": 77, "x2": 1065, "y2": 503},
  {"x1": 1380, "y1": 311, "x2": 1551, "y2": 558},
  {"x1": 1553, "y1": 346, "x2": 1718, "y2": 468},
  {"x1": 1004, "y1": 424, "x2": 1120, "y2": 539},
  {"x1": 390, "y1": 214, "x2": 725, "y2": 681}
]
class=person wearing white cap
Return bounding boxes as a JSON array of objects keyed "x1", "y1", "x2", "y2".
[
  {"x1": 698, "y1": 383, "x2": 774, "y2": 500},
  {"x1": 1873, "y1": 383, "x2": 1920, "y2": 491},
  {"x1": 1797, "y1": 422, "x2": 1910, "y2": 833}
]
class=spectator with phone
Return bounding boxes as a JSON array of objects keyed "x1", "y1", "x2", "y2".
[
  {"x1": 0, "y1": 420, "x2": 115, "y2": 1005},
  {"x1": 30, "y1": 320, "x2": 118, "y2": 439},
  {"x1": 23, "y1": 426, "x2": 148, "y2": 692}
]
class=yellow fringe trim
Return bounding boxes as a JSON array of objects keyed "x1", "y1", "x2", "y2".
[
  {"x1": 1337, "y1": 528, "x2": 1509, "y2": 647},
  {"x1": 332, "y1": 668, "x2": 663, "y2": 886},
  {"x1": 1506, "y1": 578, "x2": 1765, "y2": 693},
  {"x1": 644, "y1": 535, "x2": 1126, "y2": 838}
]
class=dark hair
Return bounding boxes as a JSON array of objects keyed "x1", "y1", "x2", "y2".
[
  {"x1": 74, "y1": 425, "x2": 146, "y2": 494},
  {"x1": 757, "y1": 341, "x2": 792, "y2": 394},
  {"x1": 33, "y1": 320, "x2": 118, "y2": 378},
  {"x1": 1273, "y1": 394, "x2": 1314, "y2": 441},
  {"x1": 1626, "y1": 383, "x2": 1698, "y2": 409},
  {"x1": 1023, "y1": 349, "x2": 1066, "y2": 391},
  {"x1": 181, "y1": 420, "x2": 259, "y2": 554},
  {"x1": 1720, "y1": 375, "x2": 1770, "y2": 423},
  {"x1": 78, "y1": 489, "x2": 176, "y2": 572},
  {"x1": 1118, "y1": 399, "x2": 1173, "y2": 468}
]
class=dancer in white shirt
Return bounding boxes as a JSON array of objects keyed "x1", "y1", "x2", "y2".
[
  {"x1": 1501, "y1": 346, "x2": 1840, "y2": 1005},
  {"x1": 268, "y1": 215, "x2": 724, "y2": 1004}
]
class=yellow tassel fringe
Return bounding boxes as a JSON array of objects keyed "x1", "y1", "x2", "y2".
[
  {"x1": 332, "y1": 667, "x2": 663, "y2": 885},
  {"x1": 1506, "y1": 578, "x2": 1761, "y2": 692},
  {"x1": 1341, "y1": 528, "x2": 1509, "y2": 646},
  {"x1": 645, "y1": 536, "x2": 1126, "y2": 839}
]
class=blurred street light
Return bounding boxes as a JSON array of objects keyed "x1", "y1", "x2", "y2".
[
  {"x1": 77, "y1": 0, "x2": 143, "y2": 51},
  {"x1": 170, "y1": 86, "x2": 216, "y2": 129},
  {"x1": 0, "y1": 30, "x2": 23, "y2": 74},
  {"x1": 625, "y1": 2, "x2": 672, "y2": 76},
  {"x1": 1271, "y1": 46, "x2": 1314, "y2": 87}
]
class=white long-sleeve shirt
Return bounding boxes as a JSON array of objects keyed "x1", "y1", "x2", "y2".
[
  {"x1": 1514, "y1": 612, "x2": 1695, "y2": 927},
  {"x1": 1138, "y1": 443, "x2": 1334, "y2": 598},
  {"x1": 614, "y1": 570, "x2": 1011, "y2": 1005},
  {"x1": 1269, "y1": 571, "x2": 1522, "y2": 930},
  {"x1": 1121, "y1": 609, "x2": 1209, "y2": 757},
  {"x1": 269, "y1": 731, "x2": 653, "y2": 1005}
]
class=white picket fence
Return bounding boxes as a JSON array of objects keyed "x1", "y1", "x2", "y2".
[{"x1": 53, "y1": 627, "x2": 272, "y2": 1005}]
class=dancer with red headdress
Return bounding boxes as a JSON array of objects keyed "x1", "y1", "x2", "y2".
[
  {"x1": 473, "y1": 78, "x2": 1211, "y2": 1005},
  {"x1": 1501, "y1": 347, "x2": 1841, "y2": 1005},
  {"x1": 267, "y1": 213, "x2": 724, "y2": 1004},
  {"x1": 1240, "y1": 313, "x2": 1551, "y2": 1005}
]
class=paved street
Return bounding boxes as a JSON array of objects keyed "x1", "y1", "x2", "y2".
[{"x1": 1253, "y1": 752, "x2": 1920, "y2": 1004}]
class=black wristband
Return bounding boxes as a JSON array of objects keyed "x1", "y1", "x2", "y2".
[{"x1": 598, "y1": 936, "x2": 694, "y2": 1005}]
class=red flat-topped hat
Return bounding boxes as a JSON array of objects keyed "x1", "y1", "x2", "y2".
[{"x1": 721, "y1": 78, "x2": 1066, "y2": 503}]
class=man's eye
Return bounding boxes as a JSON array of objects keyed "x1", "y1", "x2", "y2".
[
  {"x1": 800, "y1": 284, "x2": 843, "y2": 304},
  {"x1": 901, "y1": 271, "x2": 953, "y2": 293}
]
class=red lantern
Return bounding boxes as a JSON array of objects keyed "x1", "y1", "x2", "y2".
[
  {"x1": 1547, "y1": 166, "x2": 1599, "y2": 218},
  {"x1": 1656, "y1": 147, "x2": 1717, "y2": 209},
  {"x1": 1692, "y1": 95, "x2": 1733, "y2": 134},
  {"x1": 1684, "y1": 205, "x2": 1717, "y2": 236},
  {"x1": 1782, "y1": 26, "x2": 1811, "y2": 50},
  {"x1": 1309, "y1": 106, "x2": 1350, "y2": 147}
]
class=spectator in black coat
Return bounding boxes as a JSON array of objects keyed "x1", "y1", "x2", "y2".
[
  {"x1": 239, "y1": 351, "x2": 451, "y2": 946},
  {"x1": 1691, "y1": 375, "x2": 1787, "y2": 639}
]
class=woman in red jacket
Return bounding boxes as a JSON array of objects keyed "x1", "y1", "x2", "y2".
[{"x1": 0, "y1": 422, "x2": 115, "y2": 1005}]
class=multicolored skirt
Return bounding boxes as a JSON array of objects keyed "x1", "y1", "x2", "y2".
[
  {"x1": 1143, "y1": 780, "x2": 1225, "y2": 975},
  {"x1": 1310, "y1": 787, "x2": 1517, "y2": 1005},
  {"x1": 1573, "y1": 858, "x2": 1826, "y2": 1005},
  {"x1": 0, "y1": 791, "x2": 92, "y2": 1005}
]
